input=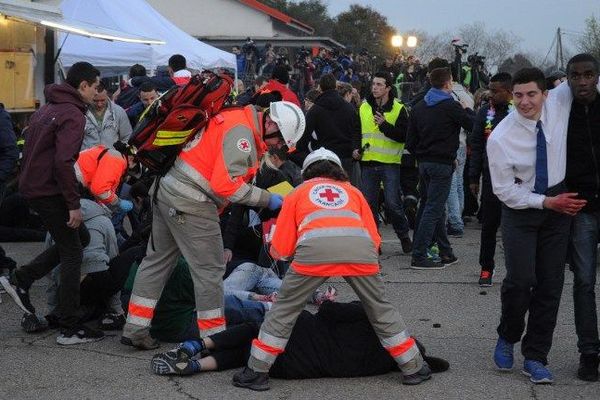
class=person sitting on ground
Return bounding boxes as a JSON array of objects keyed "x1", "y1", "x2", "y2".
[
  {"x1": 0, "y1": 192, "x2": 45, "y2": 243},
  {"x1": 121, "y1": 257, "x2": 289, "y2": 343},
  {"x1": 21, "y1": 199, "x2": 144, "y2": 336},
  {"x1": 0, "y1": 101, "x2": 18, "y2": 274},
  {"x1": 82, "y1": 82, "x2": 132, "y2": 151},
  {"x1": 150, "y1": 301, "x2": 449, "y2": 379},
  {"x1": 224, "y1": 261, "x2": 336, "y2": 305}
]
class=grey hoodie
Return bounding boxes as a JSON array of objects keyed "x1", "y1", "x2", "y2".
[
  {"x1": 45, "y1": 199, "x2": 117, "y2": 274},
  {"x1": 46, "y1": 199, "x2": 120, "y2": 312}
]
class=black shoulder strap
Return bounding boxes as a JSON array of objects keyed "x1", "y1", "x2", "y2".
[{"x1": 97, "y1": 147, "x2": 110, "y2": 163}]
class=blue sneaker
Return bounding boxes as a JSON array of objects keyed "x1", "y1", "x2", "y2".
[
  {"x1": 493, "y1": 336, "x2": 514, "y2": 371},
  {"x1": 522, "y1": 360, "x2": 554, "y2": 384}
]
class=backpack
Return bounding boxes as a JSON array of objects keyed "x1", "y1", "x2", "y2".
[{"x1": 128, "y1": 72, "x2": 233, "y2": 175}]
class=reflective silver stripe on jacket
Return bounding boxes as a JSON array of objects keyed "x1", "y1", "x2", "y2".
[
  {"x1": 96, "y1": 191, "x2": 113, "y2": 200},
  {"x1": 297, "y1": 227, "x2": 370, "y2": 244},
  {"x1": 365, "y1": 145, "x2": 402, "y2": 156},
  {"x1": 362, "y1": 132, "x2": 401, "y2": 145},
  {"x1": 299, "y1": 210, "x2": 361, "y2": 230}
]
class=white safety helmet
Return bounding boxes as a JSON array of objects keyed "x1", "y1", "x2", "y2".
[
  {"x1": 269, "y1": 101, "x2": 305, "y2": 148},
  {"x1": 302, "y1": 147, "x2": 342, "y2": 172}
]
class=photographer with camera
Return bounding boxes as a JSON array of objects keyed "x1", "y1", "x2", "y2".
[
  {"x1": 464, "y1": 53, "x2": 490, "y2": 93},
  {"x1": 293, "y1": 47, "x2": 316, "y2": 102}
]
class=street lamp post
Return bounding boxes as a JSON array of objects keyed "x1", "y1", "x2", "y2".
[
  {"x1": 406, "y1": 36, "x2": 418, "y2": 48},
  {"x1": 391, "y1": 35, "x2": 403, "y2": 48}
]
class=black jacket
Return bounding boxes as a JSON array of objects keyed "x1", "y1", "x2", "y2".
[
  {"x1": 406, "y1": 97, "x2": 474, "y2": 165},
  {"x1": 566, "y1": 94, "x2": 600, "y2": 212},
  {"x1": 0, "y1": 105, "x2": 18, "y2": 184},
  {"x1": 270, "y1": 302, "x2": 397, "y2": 379},
  {"x1": 115, "y1": 86, "x2": 140, "y2": 110},
  {"x1": 469, "y1": 102, "x2": 511, "y2": 183},
  {"x1": 297, "y1": 89, "x2": 359, "y2": 160}
]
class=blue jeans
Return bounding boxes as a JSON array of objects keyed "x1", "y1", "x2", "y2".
[
  {"x1": 570, "y1": 211, "x2": 600, "y2": 354},
  {"x1": 224, "y1": 262, "x2": 281, "y2": 300},
  {"x1": 360, "y1": 163, "x2": 410, "y2": 238},
  {"x1": 446, "y1": 145, "x2": 466, "y2": 231},
  {"x1": 412, "y1": 162, "x2": 453, "y2": 260}
]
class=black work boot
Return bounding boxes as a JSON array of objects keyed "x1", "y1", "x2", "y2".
[
  {"x1": 402, "y1": 362, "x2": 432, "y2": 385},
  {"x1": 577, "y1": 353, "x2": 599, "y2": 382},
  {"x1": 232, "y1": 367, "x2": 270, "y2": 391}
]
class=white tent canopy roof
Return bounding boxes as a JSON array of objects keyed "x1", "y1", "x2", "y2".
[
  {"x1": 0, "y1": 0, "x2": 163, "y2": 44},
  {"x1": 59, "y1": 0, "x2": 236, "y2": 75}
]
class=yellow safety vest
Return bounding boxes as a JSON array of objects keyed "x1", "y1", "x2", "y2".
[{"x1": 359, "y1": 100, "x2": 404, "y2": 164}]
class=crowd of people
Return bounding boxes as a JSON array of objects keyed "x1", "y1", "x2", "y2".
[
  {"x1": 233, "y1": 40, "x2": 427, "y2": 105},
  {"x1": 0, "y1": 45, "x2": 599, "y2": 391}
]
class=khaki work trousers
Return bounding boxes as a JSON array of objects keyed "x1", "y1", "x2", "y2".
[
  {"x1": 248, "y1": 268, "x2": 423, "y2": 374},
  {"x1": 122, "y1": 191, "x2": 225, "y2": 339}
]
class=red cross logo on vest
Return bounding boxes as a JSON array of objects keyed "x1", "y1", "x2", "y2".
[
  {"x1": 310, "y1": 183, "x2": 348, "y2": 209},
  {"x1": 237, "y1": 138, "x2": 251, "y2": 153},
  {"x1": 319, "y1": 188, "x2": 340, "y2": 202}
]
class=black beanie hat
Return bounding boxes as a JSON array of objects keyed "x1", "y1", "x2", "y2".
[{"x1": 272, "y1": 65, "x2": 290, "y2": 84}]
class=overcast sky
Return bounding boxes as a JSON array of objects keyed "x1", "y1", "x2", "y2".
[{"x1": 326, "y1": 0, "x2": 597, "y2": 55}]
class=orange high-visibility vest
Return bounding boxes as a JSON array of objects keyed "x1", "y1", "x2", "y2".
[
  {"x1": 270, "y1": 177, "x2": 381, "y2": 276},
  {"x1": 74, "y1": 145, "x2": 127, "y2": 206},
  {"x1": 169, "y1": 105, "x2": 267, "y2": 208}
]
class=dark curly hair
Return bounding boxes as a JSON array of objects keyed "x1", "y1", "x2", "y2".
[{"x1": 302, "y1": 160, "x2": 349, "y2": 182}]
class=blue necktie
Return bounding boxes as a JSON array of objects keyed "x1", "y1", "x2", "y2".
[{"x1": 534, "y1": 120, "x2": 548, "y2": 194}]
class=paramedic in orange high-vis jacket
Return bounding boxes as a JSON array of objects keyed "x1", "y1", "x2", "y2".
[
  {"x1": 74, "y1": 143, "x2": 132, "y2": 213},
  {"x1": 232, "y1": 148, "x2": 432, "y2": 391},
  {"x1": 121, "y1": 100, "x2": 305, "y2": 350}
]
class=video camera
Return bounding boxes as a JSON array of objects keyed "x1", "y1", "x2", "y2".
[
  {"x1": 242, "y1": 37, "x2": 257, "y2": 57},
  {"x1": 296, "y1": 46, "x2": 311, "y2": 63},
  {"x1": 467, "y1": 52, "x2": 486, "y2": 68},
  {"x1": 451, "y1": 39, "x2": 468, "y2": 55}
]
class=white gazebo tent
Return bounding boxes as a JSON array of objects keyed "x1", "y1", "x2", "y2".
[{"x1": 58, "y1": 0, "x2": 236, "y2": 76}]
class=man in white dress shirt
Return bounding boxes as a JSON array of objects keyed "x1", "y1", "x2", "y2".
[{"x1": 487, "y1": 67, "x2": 587, "y2": 384}]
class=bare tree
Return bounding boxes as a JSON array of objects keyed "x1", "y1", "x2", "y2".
[
  {"x1": 414, "y1": 31, "x2": 454, "y2": 63},
  {"x1": 413, "y1": 22, "x2": 520, "y2": 71},
  {"x1": 578, "y1": 16, "x2": 600, "y2": 60}
]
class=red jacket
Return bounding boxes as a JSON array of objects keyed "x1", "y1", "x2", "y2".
[
  {"x1": 261, "y1": 80, "x2": 301, "y2": 107},
  {"x1": 19, "y1": 83, "x2": 87, "y2": 210}
]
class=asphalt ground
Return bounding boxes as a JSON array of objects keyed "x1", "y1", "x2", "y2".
[{"x1": 1, "y1": 222, "x2": 599, "y2": 399}]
